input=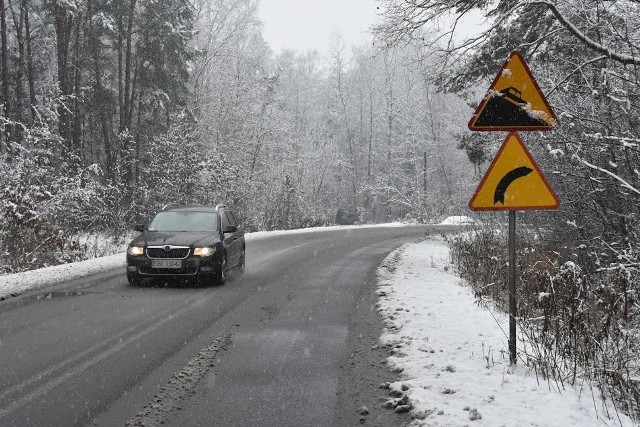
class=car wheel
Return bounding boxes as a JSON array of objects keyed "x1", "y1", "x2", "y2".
[
  {"x1": 214, "y1": 254, "x2": 227, "y2": 286},
  {"x1": 237, "y1": 246, "x2": 245, "y2": 271},
  {"x1": 127, "y1": 273, "x2": 143, "y2": 286}
]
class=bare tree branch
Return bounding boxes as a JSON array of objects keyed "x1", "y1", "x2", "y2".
[
  {"x1": 528, "y1": 0, "x2": 640, "y2": 65},
  {"x1": 573, "y1": 154, "x2": 640, "y2": 197}
]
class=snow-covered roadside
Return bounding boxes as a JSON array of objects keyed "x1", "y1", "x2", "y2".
[
  {"x1": 376, "y1": 236, "x2": 634, "y2": 426},
  {"x1": 0, "y1": 223, "x2": 408, "y2": 300},
  {"x1": 243, "y1": 221, "x2": 406, "y2": 240},
  {"x1": 0, "y1": 254, "x2": 125, "y2": 300}
]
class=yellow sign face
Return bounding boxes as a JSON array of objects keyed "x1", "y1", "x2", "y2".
[
  {"x1": 469, "y1": 133, "x2": 559, "y2": 210},
  {"x1": 468, "y1": 51, "x2": 558, "y2": 131}
]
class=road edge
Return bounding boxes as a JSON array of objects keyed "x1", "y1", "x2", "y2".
[{"x1": 336, "y1": 243, "x2": 412, "y2": 427}]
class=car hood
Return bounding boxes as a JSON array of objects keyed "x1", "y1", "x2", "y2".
[{"x1": 130, "y1": 231, "x2": 220, "y2": 247}]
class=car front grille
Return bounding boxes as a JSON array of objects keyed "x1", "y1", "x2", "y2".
[
  {"x1": 147, "y1": 246, "x2": 190, "y2": 259},
  {"x1": 139, "y1": 266, "x2": 198, "y2": 276}
]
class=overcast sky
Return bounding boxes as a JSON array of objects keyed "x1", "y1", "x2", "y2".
[{"x1": 257, "y1": 0, "x2": 381, "y2": 55}]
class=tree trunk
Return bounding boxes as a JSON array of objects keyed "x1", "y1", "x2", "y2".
[
  {"x1": 128, "y1": 60, "x2": 138, "y2": 130},
  {"x1": 121, "y1": 0, "x2": 137, "y2": 133},
  {"x1": 117, "y1": 11, "x2": 123, "y2": 129},
  {"x1": 1, "y1": 0, "x2": 12, "y2": 153},
  {"x1": 72, "y1": 14, "x2": 84, "y2": 166},
  {"x1": 23, "y1": 0, "x2": 36, "y2": 125},
  {"x1": 88, "y1": 0, "x2": 112, "y2": 175},
  {"x1": 9, "y1": 1, "x2": 25, "y2": 144},
  {"x1": 135, "y1": 89, "x2": 142, "y2": 185},
  {"x1": 54, "y1": 3, "x2": 74, "y2": 164}
]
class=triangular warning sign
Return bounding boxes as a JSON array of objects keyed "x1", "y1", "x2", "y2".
[
  {"x1": 468, "y1": 51, "x2": 558, "y2": 131},
  {"x1": 469, "y1": 133, "x2": 559, "y2": 211}
]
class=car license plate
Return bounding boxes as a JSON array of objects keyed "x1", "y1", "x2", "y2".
[{"x1": 151, "y1": 259, "x2": 182, "y2": 269}]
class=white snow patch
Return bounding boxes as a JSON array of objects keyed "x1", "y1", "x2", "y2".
[
  {"x1": 246, "y1": 222, "x2": 407, "y2": 240},
  {"x1": 439, "y1": 216, "x2": 476, "y2": 225},
  {"x1": 538, "y1": 292, "x2": 551, "y2": 301},
  {"x1": 0, "y1": 254, "x2": 125, "y2": 299},
  {"x1": 547, "y1": 144, "x2": 565, "y2": 158},
  {"x1": 376, "y1": 237, "x2": 633, "y2": 426}
]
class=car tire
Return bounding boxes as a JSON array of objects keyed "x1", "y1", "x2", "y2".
[
  {"x1": 127, "y1": 273, "x2": 143, "y2": 286},
  {"x1": 214, "y1": 254, "x2": 227, "y2": 286},
  {"x1": 237, "y1": 247, "x2": 245, "y2": 271}
]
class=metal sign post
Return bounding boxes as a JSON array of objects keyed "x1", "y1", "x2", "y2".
[{"x1": 508, "y1": 210, "x2": 517, "y2": 364}]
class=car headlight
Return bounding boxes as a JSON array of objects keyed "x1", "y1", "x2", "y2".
[
  {"x1": 194, "y1": 246, "x2": 215, "y2": 257},
  {"x1": 128, "y1": 246, "x2": 144, "y2": 256}
]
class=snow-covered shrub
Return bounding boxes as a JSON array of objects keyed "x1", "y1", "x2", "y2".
[
  {"x1": 448, "y1": 227, "x2": 508, "y2": 306},
  {"x1": 0, "y1": 156, "x2": 89, "y2": 273},
  {"x1": 0, "y1": 120, "x2": 113, "y2": 272},
  {"x1": 449, "y1": 228, "x2": 640, "y2": 417}
]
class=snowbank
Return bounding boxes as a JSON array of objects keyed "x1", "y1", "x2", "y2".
[
  {"x1": 0, "y1": 254, "x2": 125, "y2": 300},
  {"x1": 376, "y1": 237, "x2": 633, "y2": 426},
  {"x1": 439, "y1": 216, "x2": 476, "y2": 225}
]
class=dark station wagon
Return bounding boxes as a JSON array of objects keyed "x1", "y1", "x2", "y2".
[{"x1": 126, "y1": 204, "x2": 245, "y2": 286}]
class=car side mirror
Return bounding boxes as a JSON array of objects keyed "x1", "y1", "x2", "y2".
[
  {"x1": 223, "y1": 225, "x2": 237, "y2": 233},
  {"x1": 133, "y1": 224, "x2": 144, "y2": 232}
]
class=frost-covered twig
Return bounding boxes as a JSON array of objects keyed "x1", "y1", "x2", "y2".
[
  {"x1": 573, "y1": 154, "x2": 640, "y2": 197},
  {"x1": 527, "y1": 0, "x2": 640, "y2": 65},
  {"x1": 548, "y1": 55, "x2": 609, "y2": 95}
]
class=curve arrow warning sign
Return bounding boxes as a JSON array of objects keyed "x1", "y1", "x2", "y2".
[
  {"x1": 469, "y1": 133, "x2": 559, "y2": 211},
  {"x1": 468, "y1": 51, "x2": 558, "y2": 131}
]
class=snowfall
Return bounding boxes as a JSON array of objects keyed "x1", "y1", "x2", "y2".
[{"x1": 0, "y1": 222, "x2": 635, "y2": 426}]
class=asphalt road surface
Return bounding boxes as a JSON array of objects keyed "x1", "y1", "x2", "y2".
[{"x1": 0, "y1": 225, "x2": 448, "y2": 426}]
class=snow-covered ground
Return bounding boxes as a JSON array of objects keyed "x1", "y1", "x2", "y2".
[
  {"x1": 377, "y1": 236, "x2": 634, "y2": 426},
  {"x1": 438, "y1": 215, "x2": 477, "y2": 226},
  {"x1": 0, "y1": 254, "x2": 126, "y2": 300},
  {"x1": 1, "y1": 225, "x2": 632, "y2": 426}
]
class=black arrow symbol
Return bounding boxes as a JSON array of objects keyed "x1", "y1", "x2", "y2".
[{"x1": 494, "y1": 166, "x2": 533, "y2": 204}]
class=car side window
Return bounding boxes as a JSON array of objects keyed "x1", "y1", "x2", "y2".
[
  {"x1": 225, "y1": 211, "x2": 237, "y2": 227},
  {"x1": 221, "y1": 211, "x2": 230, "y2": 229},
  {"x1": 228, "y1": 210, "x2": 240, "y2": 226}
]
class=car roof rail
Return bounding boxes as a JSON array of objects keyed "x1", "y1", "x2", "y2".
[{"x1": 161, "y1": 204, "x2": 206, "y2": 211}]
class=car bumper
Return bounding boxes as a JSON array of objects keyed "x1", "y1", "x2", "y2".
[{"x1": 126, "y1": 255, "x2": 218, "y2": 277}]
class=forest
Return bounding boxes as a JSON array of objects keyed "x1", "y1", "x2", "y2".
[
  {"x1": 0, "y1": 0, "x2": 472, "y2": 273},
  {"x1": 1, "y1": 0, "x2": 639, "y2": 419}
]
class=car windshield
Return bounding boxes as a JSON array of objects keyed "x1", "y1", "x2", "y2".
[{"x1": 147, "y1": 211, "x2": 218, "y2": 232}]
